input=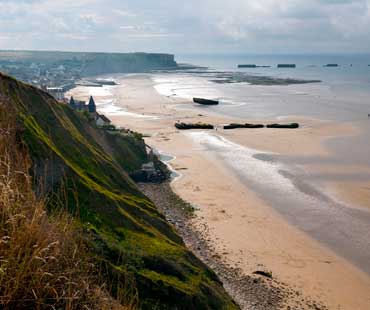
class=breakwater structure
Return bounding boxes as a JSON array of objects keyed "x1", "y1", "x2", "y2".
[
  {"x1": 238, "y1": 64, "x2": 271, "y2": 68},
  {"x1": 238, "y1": 64, "x2": 257, "y2": 68},
  {"x1": 277, "y1": 64, "x2": 296, "y2": 68}
]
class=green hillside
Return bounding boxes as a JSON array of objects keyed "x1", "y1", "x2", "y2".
[{"x1": 0, "y1": 72, "x2": 238, "y2": 309}]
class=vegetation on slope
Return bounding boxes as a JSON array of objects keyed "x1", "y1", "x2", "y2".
[
  {"x1": 0, "y1": 72, "x2": 238, "y2": 309},
  {"x1": 0, "y1": 101, "x2": 135, "y2": 309}
]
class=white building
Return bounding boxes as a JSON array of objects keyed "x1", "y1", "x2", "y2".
[
  {"x1": 47, "y1": 87, "x2": 64, "y2": 101},
  {"x1": 96, "y1": 114, "x2": 111, "y2": 127}
]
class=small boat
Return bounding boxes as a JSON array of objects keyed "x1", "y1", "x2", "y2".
[{"x1": 193, "y1": 98, "x2": 219, "y2": 105}]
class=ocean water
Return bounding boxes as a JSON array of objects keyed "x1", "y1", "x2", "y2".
[
  {"x1": 187, "y1": 131, "x2": 370, "y2": 275},
  {"x1": 177, "y1": 53, "x2": 370, "y2": 92},
  {"x1": 153, "y1": 54, "x2": 370, "y2": 121},
  {"x1": 151, "y1": 55, "x2": 370, "y2": 274}
]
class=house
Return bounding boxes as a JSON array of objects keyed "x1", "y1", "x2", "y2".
[
  {"x1": 69, "y1": 96, "x2": 87, "y2": 111},
  {"x1": 47, "y1": 87, "x2": 64, "y2": 101},
  {"x1": 96, "y1": 114, "x2": 111, "y2": 127},
  {"x1": 69, "y1": 96, "x2": 76, "y2": 109},
  {"x1": 88, "y1": 96, "x2": 96, "y2": 113},
  {"x1": 68, "y1": 96, "x2": 112, "y2": 127},
  {"x1": 141, "y1": 162, "x2": 156, "y2": 179}
]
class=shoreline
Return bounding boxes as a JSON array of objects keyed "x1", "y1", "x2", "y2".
[
  {"x1": 139, "y1": 181, "x2": 327, "y2": 310},
  {"x1": 67, "y1": 74, "x2": 370, "y2": 309}
]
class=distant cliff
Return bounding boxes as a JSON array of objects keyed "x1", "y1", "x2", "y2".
[
  {"x1": 80, "y1": 52, "x2": 177, "y2": 76},
  {"x1": 0, "y1": 50, "x2": 178, "y2": 86}
]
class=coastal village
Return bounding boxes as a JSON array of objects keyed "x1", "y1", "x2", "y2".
[
  {"x1": 0, "y1": 56, "x2": 80, "y2": 92},
  {"x1": 4, "y1": 53, "x2": 167, "y2": 183}
]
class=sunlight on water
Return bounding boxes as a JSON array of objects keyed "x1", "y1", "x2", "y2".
[
  {"x1": 81, "y1": 85, "x2": 156, "y2": 118},
  {"x1": 85, "y1": 85, "x2": 115, "y2": 97},
  {"x1": 187, "y1": 131, "x2": 298, "y2": 196},
  {"x1": 99, "y1": 101, "x2": 156, "y2": 118},
  {"x1": 152, "y1": 74, "x2": 224, "y2": 101},
  {"x1": 151, "y1": 54, "x2": 370, "y2": 122},
  {"x1": 186, "y1": 131, "x2": 370, "y2": 274}
]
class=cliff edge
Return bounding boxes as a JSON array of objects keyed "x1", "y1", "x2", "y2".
[{"x1": 0, "y1": 72, "x2": 237, "y2": 309}]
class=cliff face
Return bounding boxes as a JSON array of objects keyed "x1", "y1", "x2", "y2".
[
  {"x1": 0, "y1": 50, "x2": 177, "y2": 75},
  {"x1": 0, "y1": 73, "x2": 237, "y2": 310},
  {"x1": 81, "y1": 53, "x2": 177, "y2": 76}
]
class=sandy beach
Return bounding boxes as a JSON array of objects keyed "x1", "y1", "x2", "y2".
[{"x1": 67, "y1": 74, "x2": 370, "y2": 309}]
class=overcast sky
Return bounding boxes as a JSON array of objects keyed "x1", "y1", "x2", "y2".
[{"x1": 0, "y1": 0, "x2": 369, "y2": 54}]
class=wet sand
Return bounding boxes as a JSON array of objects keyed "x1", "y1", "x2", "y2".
[{"x1": 67, "y1": 75, "x2": 370, "y2": 309}]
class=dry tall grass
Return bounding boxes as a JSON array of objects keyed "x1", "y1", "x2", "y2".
[{"x1": 0, "y1": 103, "x2": 136, "y2": 309}]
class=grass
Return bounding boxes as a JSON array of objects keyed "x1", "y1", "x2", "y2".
[{"x1": 0, "y1": 102, "x2": 136, "y2": 309}]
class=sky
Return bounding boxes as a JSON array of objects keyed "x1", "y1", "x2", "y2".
[{"x1": 0, "y1": 0, "x2": 370, "y2": 54}]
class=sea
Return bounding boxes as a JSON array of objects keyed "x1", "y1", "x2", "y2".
[
  {"x1": 153, "y1": 53, "x2": 370, "y2": 121},
  {"x1": 149, "y1": 54, "x2": 370, "y2": 274}
]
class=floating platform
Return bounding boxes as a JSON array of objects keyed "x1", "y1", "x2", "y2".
[
  {"x1": 277, "y1": 64, "x2": 296, "y2": 68},
  {"x1": 238, "y1": 64, "x2": 257, "y2": 68},
  {"x1": 238, "y1": 64, "x2": 271, "y2": 68}
]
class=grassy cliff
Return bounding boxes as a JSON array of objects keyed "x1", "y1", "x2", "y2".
[{"x1": 0, "y1": 72, "x2": 238, "y2": 309}]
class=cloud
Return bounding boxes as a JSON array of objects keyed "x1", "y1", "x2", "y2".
[{"x1": 0, "y1": 0, "x2": 369, "y2": 53}]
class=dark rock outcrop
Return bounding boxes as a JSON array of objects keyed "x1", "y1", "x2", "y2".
[
  {"x1": 224, "y1": 123, "x2": 265, "y2": 130},
  {"x1": 193, "y1": 98, "x2": 219, "y2": 105},
  {"x1": 175, "y1": 122, "x2": 214, "y2": 130},
  {"x1": 266, "y1": 123, "x2": 299, "y2": 129},
  {"x1": 253, "y1": 270, "x2": 273, "y2": 279}
]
